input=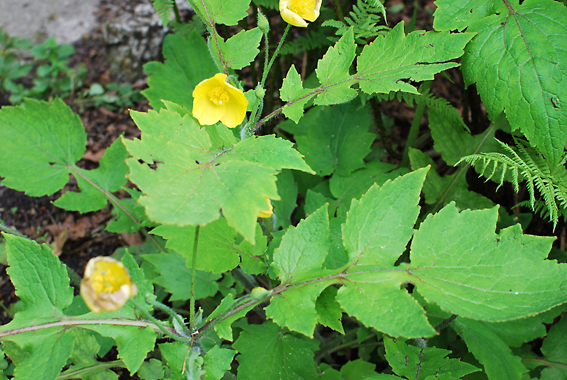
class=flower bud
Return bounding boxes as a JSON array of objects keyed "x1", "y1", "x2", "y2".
[
  {"x1": 80, "y1": 257, "x2": 138, "y2": 314},
  {"x1": 255, "y1": 86, "x2": 266, "y2": 99},
  {"x1": 257, "y1": 10, "x2": 270, "y2": 34},
  {"x1": 251, "y1": 287, "x2": 271, "y2": 301}
]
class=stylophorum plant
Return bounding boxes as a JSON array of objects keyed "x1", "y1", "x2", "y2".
[{"x1": 0, "y1": 0, "x2": 566, "y2": 378}]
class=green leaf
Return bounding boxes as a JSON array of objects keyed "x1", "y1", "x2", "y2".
[
  {"x1": 233, "y1": 321, "x2": 320, "y2": 380},
  {"x1": 2, "y1": 235, "x2": 73, "y2": 326},
  {"x1": 85, "y1": 325, "x2": 156, "y2": 374},
  {"x1": 203, "y1": 346, "x2": 236, "y2": 379},
  {"x1": 328, "y1": 161, "x2": 408, "y2": 215},
  {"x1": 121, "y1": 251, "x2": 154, "y2": 311},
  {"x1": 272, "y1": 169, "x2": 298, "y2": 230},
  {"x1": 266, "y1": 281, "x2": 334, "y2": 337},
  {"x1": 279, "y1": 102, "x2": 375, "y2": 176},
  {"x1": 143, "y1": 252, "x2": 221, "y2": 301},
  {"x1": 142, "y1": 31, "x2": 217, "y2": 110},
  {"x1": 539, "y1": 315, "x2": 567, "y2": 379},
  {"x1": 54, "y1": 138, "x2": 130, "y2": 213},
  {"x1": 151, "y1": 218, "x2": 241, "y2": 273},
  {"x1": 409, "y1": 148, "x2": 494, "y2": 210},
  {"x1": 137, "y1": 358, "x2": 165, "y2": 380},
  {"x1": 340, "y1": 359, "x2": 376, "y2": 380},
  {"x1": 342, "y1": 168, "x2": 427, "y2": 267},
  {"x1": 453, "y1": 318, "x2": 527, "y2": 380},
  {"x1": 272, "y1": 204, "x2": 331, "y2": 284},
  {"x1": 64, "y1": 328, "x2": 119, "y2": 380},
  {"x1": 458, "y1": 0, "x2": 567, "y2": 165},
  {"x1": 280, "y1": 65, "x2": 315, "y2": 123},
  {"x1": 213, "y1": 28, "x2": 263, "y2": 70},
  {"x1": 159, "y1": 342, "x2": 187, "y2": 378},
  {"x1": 238, "y1": 223, "x2": 268, "y2": 275},
  {"x1": 11, "y1": 330, "x2": 75, "y2": 380},
  {"x1": 125, "y1": 108, "x2": 312, "y2": 242},
  {"x1": 432, "y1": 0, "x2": 506, "y2": 32},
  {"x1": 193, "y1": 0, "x2": 251, "y2": 26},
  {"x1": 315, "y1": 286, "x2": 345, "y2": 334},
  {"x1": 408, "y1": 205, "x2": 565, "y2": 321},
  {"x1": 315, "y1": 28, "x2": 357, "y2": 106},
  {"x1": 356, "y1": 22, "x2": 474, "y2": 95},
  {"x1": 205, "y1": 294, "x2": 254, "y2": 341},
  {"x1": 384, "y1": 338, "x2": 479, "y2": 379},
  {"x1": 0, "y1": 98, "x2": 86, "y2": 196}
]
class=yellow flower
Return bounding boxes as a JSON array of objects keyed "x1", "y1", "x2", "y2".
[
  {"x1": 258, "y1": 198, "x2": 273, "y2": 218},
  {"x1": 279, "y1": 0, "x2": 322, "y2": 27},
  {"x1": 192, "y1": 73, "x2": 248, "y2": 128},
  {"x1": 80, "y1": 257, "x2": 138, "y2": 314}
]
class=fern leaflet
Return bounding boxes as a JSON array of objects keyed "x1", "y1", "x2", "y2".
[{"x1": 151, "y1": 0, "x2": 175, "y2": 28}]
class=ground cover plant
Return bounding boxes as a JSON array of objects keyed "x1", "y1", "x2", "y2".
[{"x1": 0, "y1": 0, "x2": 567, "y2": 379}]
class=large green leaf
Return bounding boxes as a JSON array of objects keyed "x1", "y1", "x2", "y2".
[
  {"x1": 192, "y1": 0, "x2": 251, "y2": 26},
  {"x1": 436, "y1": 0, "x2": 567, "y2": 165},
  {"x1": 314, "y1": 28, "x2": 357, "y2": 105},
  {"x1": 54, "y1": 138, "x2": 129, "y2": 213},
  {"x1": 151, "y1": 217, "x2": 242, "y2": 273},
  {"x1": 143, "y1": 252, "x2": 221, "y2": 301},
  {"x1": 342, "y1": 168, "x2": 425, "y2": 267},
  {"x1": 211, "y1": 28, "x2": 263, "y2": 70},
  {"x1": 0, "y1": 98, "x2": 131, "y2": 213},
  {"x1": 233, "y1": 321, "x2": 320, "y2": 380},
  {"x1": 264, "y1": 168, "x2": 567, "y2": 339},
  {"x1": 0, "y1": 98, "x2": 85, "y2": 196},
  {"x1": 142, "y1": 30, "x2": 217, "y2": 110},
  {"x1": 453, "y1": 318, "x2": 527, "y2": 380},
  {"x1": 356, "y1": 22, "x2": 474, "y2": 95},
  {"x1": 384, "y1": 338, "x2": 479, "y2": 379},
  {"x1": 125, "y1": 107, "x2": 312, "y2": 242},
  {"x1": 279, "y1": 102, "x2": 375, "y2": 177},
  {"x1": 280, "y1": 65, "x2": 315, "y2": 123},
  {"x1": 539, "y1": 315, "x2": 567, "y2": 379},
  {"x1": 2, "y1": 235, "x2": 73, "y2": 326}
]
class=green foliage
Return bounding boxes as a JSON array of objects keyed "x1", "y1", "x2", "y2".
[
  {"x1": 1, "y1": 0, "x2": 567, "y2": 379},
  {"x1": 323, "y1": 0, "x2": 388, "y2": 43},
  {"x1": 435, "y1": 0, "x2": 567, "y2": 166},
  {"x1": 457, "y1": 139, "x2": 567, "y2": 229},
  {"x1": 151, "y1": 0, "x2": 175, "y2": 28}
]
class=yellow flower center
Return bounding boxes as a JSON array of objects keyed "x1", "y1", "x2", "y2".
[
  {"x1": 208, "y1": 86, "x2": 230, "y2": 106},
  {"x1": 289, "y1": 0, "x2": 316, "y2": 18},
  {"x1": 90, "y1": 261, "x2": 129, "y2": 295}
]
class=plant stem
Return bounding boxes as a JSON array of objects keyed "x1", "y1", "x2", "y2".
[
  {"x1": 434, "y1": 314, "x2": 458, "y2": 332},
  {"x1": 369, "y1": 96, "x2": 401, "y2": 160},
  {"x1": 0, "y1": 221, "x2": 28, "y2": 239},
  {"x1": 154, "y1": 300, "x2": 193, "y2": 337},
  {"x1": 401, "y1": 81, "x2": 431, "y2": 168},
  {"x1": 128, "y1": 298, "x2": 190, "y2": 343},
  {"x1": 172, "y1": 0, "x2": 182, "y2": 24},
  {"x1": 57, "y1": 360, "x2": 125, "y2": 379},
  {"x1": 332, "y1": 0, "x2": 346, "y2": 23},
  {"x1": 190, "y1": 225, "x2": 200, "y2": 330},
  {"x1": 261, "y1": 24, "x2": 291, "y2": 88},
  {"x1": 0, "y1": 318, "x2": 180, "y2": 339}
]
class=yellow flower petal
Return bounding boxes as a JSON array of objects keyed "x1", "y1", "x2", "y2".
[
  {"x1": 258, "y1": 198, "x2": 273, "y2": 218},
  {"x1": 280, "y1": 0, "x2": 321, "y2": 27},
  {"x1": 192, "y1": 73, "x2": 248, "y2": 128},
  {"x1": 80, "y1": 257, "x2": 137, "y2": 314}
]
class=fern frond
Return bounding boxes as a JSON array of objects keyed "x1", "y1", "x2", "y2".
[
  {"x1": 151, "y1": 0, "x2": 174, "y2": 28},
  {"x1": 323, "y1": 0, "x2": 389, "y2": 43},
  {"x1": 280, "y1": 28, "x2": 333, "y2": 55},
  {"x1": 456, "y1": 139, "x2": 567, "y2": 230}
]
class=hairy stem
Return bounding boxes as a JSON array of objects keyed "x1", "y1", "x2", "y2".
[
  {"x1": 190, "y1": 225, "x2": 200, "y2": 330},
  {"x1": 0, "y1": 318, "x2": 181, "y2": 340},
  {"x1": 332, "y1": 0, "x2": 346, "y2": 23},
  {"x1": 57, "y1": 360, "x2": 125, "y2": 379},
  {"x1": 172, "y1": 0, "x2": 182, "y2": 24},
  {"x1": 129, "y1": 298, "x2": 191, "y2": 343},
  {"x1": 0, "y1": 221, "x2": 28, "y2": 239},
  {"x1": 261, "y1": 24, "x2": 291, "y2": 88}
]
